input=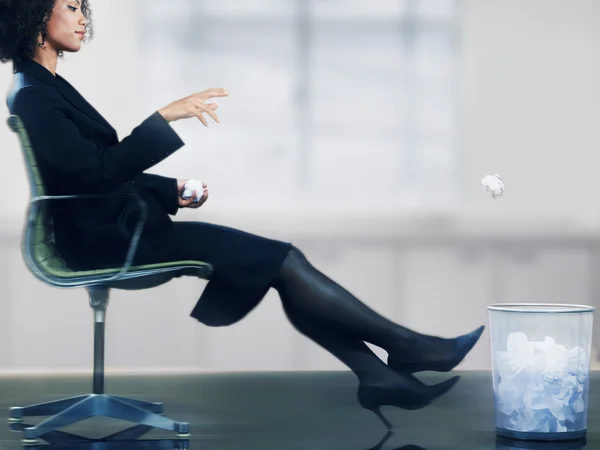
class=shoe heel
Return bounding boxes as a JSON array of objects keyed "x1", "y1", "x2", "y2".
[
  {"x1": 371, "y1": 406, "x2": 392, "y2": 430},
  {"x1": 358, "y1": 385, "x2": 393, "y2": 430}
]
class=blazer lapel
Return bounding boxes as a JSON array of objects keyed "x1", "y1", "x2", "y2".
[
  {"x1": 16, "y1": 58, "x2": 118, "y2": 139},
  {"x1": 53, "y1": 73, "x2": 118, "y2": 138}
]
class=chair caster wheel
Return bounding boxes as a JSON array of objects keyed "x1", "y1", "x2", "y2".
[
  {"x1": 175, "y1": 421, "x2": 190, "y2": 438},
  {"x1": 8, "y1": 407, "x2": 23, "y2": 422},
  {"x1": 174, "y1": 422, "x2": 189, "y2": 435}
]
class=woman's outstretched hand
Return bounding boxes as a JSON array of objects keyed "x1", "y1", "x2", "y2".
[
  {"x1": 177, "y1": 179, "x2": 209, "y2": 209},
  {"x1": 158, "y1": 88, "x2": 229, "y2": 126}
]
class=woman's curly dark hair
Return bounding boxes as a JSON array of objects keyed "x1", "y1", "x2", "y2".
[{"x1": 0, "y1": 0, "x2": 93, "y2": 72}]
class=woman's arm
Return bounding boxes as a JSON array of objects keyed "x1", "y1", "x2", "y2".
[
  {"x1": 12, "y1": 85, "x2": 185, "y2": 192},
  {"x1": 132, "y1": 173, "x2": 179, "y2": 215}
]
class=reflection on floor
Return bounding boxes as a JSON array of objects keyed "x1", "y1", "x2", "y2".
[{"x1": 0, "y1": 371, "x2": 596, "y2": 449}]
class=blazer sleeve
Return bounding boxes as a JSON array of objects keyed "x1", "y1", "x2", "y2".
[
  {"x1": 132, "y1": 173, "x2": 180, "y2": 216},
  {"x1": 12, "y1": 85, "x2": 185, "y2": 191}
]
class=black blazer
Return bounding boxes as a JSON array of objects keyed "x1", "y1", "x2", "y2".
[{"x1": 6, "y1": 58, "x2": 186, "y2": 268}]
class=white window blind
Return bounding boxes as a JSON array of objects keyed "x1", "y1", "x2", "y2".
[{"x1": 138, "y1": 0, "x2": 461, "y2": 212}]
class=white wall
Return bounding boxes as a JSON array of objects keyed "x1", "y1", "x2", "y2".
[
  {"x1": 460, "y1": 0, "x2": 600, "y2": 227},
  {"x1": 1, "y1": 0, "x2": 600, "y2": 373}
]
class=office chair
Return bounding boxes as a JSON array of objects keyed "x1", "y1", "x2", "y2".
[{"x1": 6, "y1": 115, "x2": 212, "y2": 444}]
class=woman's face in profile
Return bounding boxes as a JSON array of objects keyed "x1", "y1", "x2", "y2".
[{"x1": 42, "y1": 0, "x2": 87, "y2": 54}]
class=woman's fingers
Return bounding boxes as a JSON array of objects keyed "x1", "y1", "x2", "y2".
[
  {"x1": 195, "y1": 101, "x2": 220, "y2": 124},
  {"x1": 179, "y1": 188, "x2": 208, "y2": 208},
  {"x1": 190, "y1": 106, "x2": 209, "y2": 126},
  {"x1": 199, "y1": 88, "x2": 229, "y2": 101},
  {"x1": 160, "y1": 88, "x2": 228, "y2": 124}
]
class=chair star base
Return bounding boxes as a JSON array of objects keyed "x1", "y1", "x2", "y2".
[
  {"x1": 10, "y1": 421, "x2": 190, "y2": 449},
  {"x1": 9, "y1": 394, "x2": 189, "y2": 441}
]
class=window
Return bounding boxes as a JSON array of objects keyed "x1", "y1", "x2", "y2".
[{"x1": 138, "y1": 0, "x2": 461, "y2": 212}]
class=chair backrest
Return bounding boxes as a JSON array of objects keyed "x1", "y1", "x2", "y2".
[
  {"x1": 7, "y1": 115, "x2": 46, "y2": 197},
  {"x1": 7, "y1": 115, "x2": 71, "y2": 276}
]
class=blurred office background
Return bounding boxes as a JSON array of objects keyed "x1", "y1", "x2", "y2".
[{"x1": 1, "y1": 0, "x2": 600, "y2": 374}]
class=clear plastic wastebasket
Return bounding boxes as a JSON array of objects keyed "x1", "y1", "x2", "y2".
[{"x1": 488, "y1": 303, "x2": 594, "y2": 441}]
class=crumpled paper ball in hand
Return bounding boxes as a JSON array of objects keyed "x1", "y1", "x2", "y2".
[
  {"x1": 182, "y1": 179, "x2": 206, "y2": 202},
  {"x1": 481, "y1": 174, "x2": 504, "y2": 199}
]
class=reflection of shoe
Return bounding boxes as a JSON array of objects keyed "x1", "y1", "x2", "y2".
[
  {"x1": 357, "y1": 370, "x2": 460, "y2": 430},
  {"x1": 366, "y1": 430, "x2": 394, "y2": 450},
  {"x1": 365, "y1": 431, "x2": 428, "y2": 450},
  {"x1": 388, "y1": 325, "x2": 485, "y2": 373}
]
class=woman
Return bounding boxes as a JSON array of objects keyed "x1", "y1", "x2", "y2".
[{"x1": 1, "y1": 0, "x2": 484, "y2": 429}]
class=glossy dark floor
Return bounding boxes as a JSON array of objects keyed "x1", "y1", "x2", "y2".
[{"x1": 0, "y1": 371, "x2": 598, "y2": 449}]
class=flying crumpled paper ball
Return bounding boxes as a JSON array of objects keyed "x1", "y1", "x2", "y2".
[{"x1": 481, "y1": 174, "x2": 504, "y2": 199}]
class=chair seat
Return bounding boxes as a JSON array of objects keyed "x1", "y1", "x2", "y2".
[
  {"x1": 31, "y1": 258, "x2": 213, "y2": 290},
  {"x1": 7, "y1": 114, "x2": 215, "y2": 289},
  {"x1": 47, "y1": 259, "x2": 212, "y2": 278}
]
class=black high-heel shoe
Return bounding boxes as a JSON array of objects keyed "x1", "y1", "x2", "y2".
[
  {"x1": 357, "y1": 370, "x2": 460, "y2": 430},
  {"x1": 388, "y1": 325, "x2": 485, "y2": 373}
]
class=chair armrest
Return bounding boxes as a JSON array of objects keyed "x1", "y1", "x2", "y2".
[{"x1": 24, "y1": 192, "x2": 148, "y2": 284}]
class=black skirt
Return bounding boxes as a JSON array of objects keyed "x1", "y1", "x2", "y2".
[{"x1": 132, "y1": 221, "x2": 292, "y2": 327}]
